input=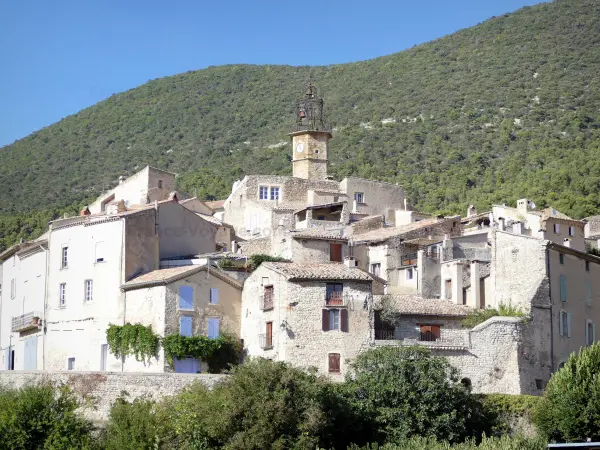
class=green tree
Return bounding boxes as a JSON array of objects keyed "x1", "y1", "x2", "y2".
[
  {"x1": 345, "y1": 346, "x2": 490, "y2": 444},
  {"x1": 0, "y1": 383, "x2": 96, "y2": 450},
  {"x1": 535, "y1": 342, "x2": 600, "y2": 442}
]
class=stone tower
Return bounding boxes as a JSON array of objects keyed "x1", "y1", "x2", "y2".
[{"x1": 290, "y1": 83, "x2": 332, "y2": 180}]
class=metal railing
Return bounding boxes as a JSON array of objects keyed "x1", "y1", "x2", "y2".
[
  {"x1": 375, "y1": 329, "x2": 396, "y2": 340},
  {"x1": 259, "y1": 333, "x2": 273, "y2": 350},
  {"x1": 401, "y1": 252, "x2": 418, "y2": 266},
  {"x1": 11, "y1": 311, "x2": 42, "y2": 333},
  {"x1": 325, "y1": 291, "x2": 345, "y2": 306}
]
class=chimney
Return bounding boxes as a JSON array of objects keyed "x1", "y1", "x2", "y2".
[
  {"x1": 344, "y1": 256, "x2": 357, "y2": 268},
  {"x1": 168, "y1": 191, "x2": 179, "y2": 203},
  {"x1": 498, "y1": 217, "x2": 505, "y2": 231},
  {"x1": 79, "y1": 206, "x2": 91, "y2": 216},
  {"x1": 513, "y1": 221, "x2": 523, "y2": 235},
  {"x1": 119, "y1": 175, "x2": 125, "y2": 184},
  {"x1": 231, "y1": 241, "x2": 238, "y2": 253},
  {"x1": 467, "y1": 205, "x2": 477, "y2": 217},
  {"x1": 564, "y1": 238, "x2": 571, "y2": 248}
]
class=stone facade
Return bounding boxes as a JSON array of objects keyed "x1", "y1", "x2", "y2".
[
  {"x1": 0, "y1": 371, "x2": 226, "y2": 423},
  {"x1": 291, "y1": 131, "x2": 330, "y2": 180}
]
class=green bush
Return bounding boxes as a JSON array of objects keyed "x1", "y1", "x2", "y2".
[
  {"x1": 535, "y1": 342, "x2": 600, "y2": 442},
  {"x1": 349, "y1": 435, "x2": 547, "y2": 449},
  {"x1": 245, "y1": 254, "x2": 287, "y2": 271},
  {"x1": 480, "y1": 394, "x2": 542, "y2": 435},
  {"x1": 462, "y1": 304, "x2": 525, "y2": 328},
  {"x1": 162, "y1": 333, "x2": 241, "y2": 373},
  {"x1": 345, "y1": 346, "x2": 491, "y2": 444},
  {"x1": 0, "y1": 383, "x2": 96, "y2": 450}
]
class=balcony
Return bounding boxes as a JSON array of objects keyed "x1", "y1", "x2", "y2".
[
  {"x1": 259, "y1": 333, "x2": 273, "y2": 350},
  {"x1": 401, "y1": 252, "x2": 418, "y2": 266},
  {"x1": 12, "y1": 311, "x2": 42, "y2": 333},
  {"x1": 374, "y1": 328, "x2": 468, "y2": 350}
]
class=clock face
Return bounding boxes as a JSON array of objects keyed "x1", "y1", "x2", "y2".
[{"x1": 296, "y1": 143, "x2": 304, "y2": 153}]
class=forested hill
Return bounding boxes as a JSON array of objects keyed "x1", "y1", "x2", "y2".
[{"x1": 1, "y1": 0, "x2": 600, "y2": 244}]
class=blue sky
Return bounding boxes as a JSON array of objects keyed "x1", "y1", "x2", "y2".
[{"x1": 0, "y1": 0, "x2": 547, "y2": 147}]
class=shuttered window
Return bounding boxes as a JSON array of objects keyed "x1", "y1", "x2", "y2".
[
  {"x1": 560, "y1": 275, "x2": 567, "y2": 302},
  {"x1": 322, "y1": 309, "x2": 348, "y2": 332},
  {"x1": 209, "y1": 288, "x2": 219, "y2": 305},
  {"x1": 179, "y1": 316, "x2": 192, "y2": 337},
  {"x1": 328, "y1": 353, "x2": 341, "y2": 373},
  {"x1": 330, "y1": 243, "x2": 343, "y2": 262},
  {"x1": 207, "y1": 318, "x2": 220, "y2": 339},
  {"x1": 179, "y1": 286, "x2": 194, "y2": 310}
]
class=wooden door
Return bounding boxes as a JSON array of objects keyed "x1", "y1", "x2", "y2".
[{"x1": 330, "y1": 243, "x2": 342, "y2": 262}]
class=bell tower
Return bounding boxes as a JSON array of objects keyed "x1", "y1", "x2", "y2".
[{"x1": 289, "y1": 82, "x2": 332, "y2": 180}]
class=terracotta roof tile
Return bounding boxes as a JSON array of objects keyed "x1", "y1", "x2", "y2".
[
  {"x1": 289, "y1": 227, "x2": 348, "y2": 241},
  {"x1": 205, "y1": 200, "x2": 226, "y2": 210},
  {"x1": 122, "y1": 265, "x2": 243, "y2": 290},
  {"x1": 352, "y1": 216, "x2": 459, "y2": 244},
  {"x1": 262, "y1": 262, "x2": 373, "y2": 281},
  {"x1": 375, "y1": 294, "x2": 472, "y2": 317}
]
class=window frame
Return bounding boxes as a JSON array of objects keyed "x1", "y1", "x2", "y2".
[
  {"x1": 406, "y1": 267, "x2": 414, "y2": 280},
  {"x1": 370, "y1": 263, "x2": 381, "y2": 277},
  {"x1": 178, "y1": 286, "x2": 194, "y2": 311},
  {"x1": 559, "y1": 310, "x2": 571, "y2": 338},
  {"x1": 61, "y1": 246, "x2": 69, "y2": 269},
  {"x1": 270, "y1": 186, "x2": 280, "y2": 201},
  {"x1": 586, "y1": 320, "x2": 596, "y2": 346},
  {"x1": 67, "y1": 357, "x2": 76, "y2": 371},
  {"x1": 559, "y1": 253, "x2": 564, "y2": 265},
  {"x1": 553, "y1": 223, "x2": 560, "y2": 234},
  {"x1": 569, "y1": 226, "x2": 575, "y2": 237},
  {"x1": 259, "y1": 186, "x2": 269, "y2": 200},
  {"x1": 354, "y1": 192, "x2": 365, "y2": 204},
  {"x1": 84, "y1": 279, "x2": 93, "y2": 302},
  {"x1": 209, "y1": 287, "x2": 219, "y2": 305},
  {"x1": 59, "y1": 283, "x2": 66, "y2": 307}
]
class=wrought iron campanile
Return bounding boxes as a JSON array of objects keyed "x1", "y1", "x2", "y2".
[{"x1": 294, "y1": 82, "x2": 330, "y2": 132}]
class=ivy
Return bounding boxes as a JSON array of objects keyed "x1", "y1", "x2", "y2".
[
  {"x1": 162, "y1": 334, "x2": 241, "y2": 373},
  {"x1": 106, "y1": 323, "x2": 160, "y2": 363}
]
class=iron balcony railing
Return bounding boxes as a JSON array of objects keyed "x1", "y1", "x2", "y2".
[
  {"x1": 12, "y1": 311, "x2": 42, "y2": 333},
  {"x1": 375, "y1": 329, "x2": 396, "y2": 340},
  {"x1": 325, "y1": 291, "x2": 345, "y2": 306},
  {"x1": 259, "y1": 333, "x2": 273, "y2": 350}
]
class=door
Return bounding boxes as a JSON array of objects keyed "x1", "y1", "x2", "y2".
[
  {"x1": 174, "y1": 358, "x2": 201, "y2": 373},
  {"x1": 266, "y1": 322, "x2": 273, "y2": 347},
  {"x1": 330, "y1": 243, "x2": 342, "y2": 262},
  {"x1": 23, "y1": 336, "x2": 37, "y2": 370},
  {"x1": 100, "y1": 344, "x2": 108, "y2": 371},
  {"x1": 480, "y1": 278, "x2": 486, "y2": 308}
]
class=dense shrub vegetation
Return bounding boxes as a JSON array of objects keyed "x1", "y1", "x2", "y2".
[
  {"x1": 2, "y1": 0, "x2": 600, "y2": 250},
  {"x1": 461, "y1": 304, "x2": 526, "y2": 328},
  {"x1": 535, "y1": 342, "x2": 600, "y2": 442}
]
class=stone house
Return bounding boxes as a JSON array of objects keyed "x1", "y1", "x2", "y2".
[
  {"x1": 271, "y1": 226, "x2": 349, "y2": 264},
  {"x1": 88, "y1": 166, "x2": 180, "y2": 214},
  {"x1": 121, "y1": 265, "x2": 243, "y2": 373},
  {"x1": 43, "y1": 199, "x2": 216, "y2": 372},
  {"x1": 241, "y1": 262, "x2": 374, "y2": 377},
  {"x1": 0, "y1": 234, "x2": 48, "y2": 371}
]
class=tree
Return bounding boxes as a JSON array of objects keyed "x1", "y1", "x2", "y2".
[
  {"x1": 345, "y1": 346, "x2": 489, "y2": 444},
  {"x1": 535, "y1": 342, "x2": 600, "y2": 442}
]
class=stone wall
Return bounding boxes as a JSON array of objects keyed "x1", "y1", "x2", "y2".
[{"x1": 0, "y1": 371, "x2": 226, "y2": 423}]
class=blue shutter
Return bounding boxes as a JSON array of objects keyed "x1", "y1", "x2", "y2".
[
  {"x1": 179, "y1": 286, "x2": 194, "y2": 310},
  {"x1": 179, "y1": 316, "x2": 193, "y2": 337},
  {"x1": 560, "y1": 275, "x2": 567, "y2": 302},
  {"x1": 207, "y1": 318, "x2": 220, "y2": 339},
  {"x1": 210, "y1": 288, "x2": 219, "y2": 304}
]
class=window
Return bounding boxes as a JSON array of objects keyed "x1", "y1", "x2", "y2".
[
  {"x1": 95, "y1": 242, "x2": 106, "y2": 263},
  {"x1": 209, "y1": 287, "x2": 219, "y2": 305},
  {"x1": 354, "y1": 192, "x2": 364, "y2": 204},
  {"x1": 59, "y1": 283, "x2": 66, "y2": 306},
  {"x1": 67, "y1": 357, "x2": 75, "y2": 370},
  {"x1": 419, "y1": 325, "x2": 441, "y2": 342},
  {"x1": 178, "y1": 286, "x2": 194, "y2": 310},
  {"x1": 370, "y1": 263, "x2": 381, "y2": 277},
  {"x1": 207, "y1": 318, "x2": 220, "y2": 339},
  {"x1": 587, "y1": 320, "x2": 596, "y2": 346},
  {"x1": 10, "y1": 278, "x2": 15, "y2": 299},
  {"x1": 61, "y1": 246, "x2": 68, "y2": 269},
  {"x1": 535, "y1": 379, "x2": 545, "y2": 390},
  {"x1": 406, "y1": 267, "x2": 414, "y2": 280},
  {"x1": 84, "y1": 280, "x2": 93, "y2": 302},
  {"x1": 445, "y1": 279, "x2": 452, "y2": 300},
  {"x1": 559, "y1": 311, "x2": 571, "y2": 337},
  {"x1": 559, "y1": 253, "x2": 564, "y2": 265},
  {"x1": 560, "y1": 275, "x2": 567, "y2": 302},
  {"x1": 270, "y1": 187, "x2": 280, "y2": 200},
  {"x1": 158, "y1": 180, "x2": 163, "y2": 189},
  {"x1": 262, "y1": 285, "x2": 274, "y2": 310},
  {"x1": 266, "y1": 322, "x2": 273, "y2": 348},
  {"x1": 259, "y1": 186, "x2": 269, "y2": 200},
  {"x1": 569, "y1": 226, "x2": 575, "y2": 236},
  {"x1": 322, "y1": 309, "x2": 348, "y2": 332},
  {"x1": 587, "y1": 261, "x2": 591, "y2": 272},
  {"x1": 554, "y1": 223, "x2": 560, "y2": 234},
  {"x1": 100, "y1": 344, "x2": 108, "y2": 371},
  {"x1": 317, "y1": 215, "x2": 325, "y2": 220},
  {"x1": 328, "y1": 353, "x2": 341, "y2": 373},
  {"x1": 586, "y1": 281, "x2": 592, "y2": 307},
  {"x1": 462, "y1": 288, "x2": 467, "y2": 305},
  {"x1": 326, "y1": 283, "x2": 344, "y2": 305},
  {"x1": 179, "y1": 316, "x2": 193, "y2": 337},
  {"x1": 330, "y1": 243, "x2": 343, "y2": 262}
]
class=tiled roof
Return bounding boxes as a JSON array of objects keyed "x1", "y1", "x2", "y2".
[
  {"x1": 262, "y1": 262, "x2": 373, "y2": 281},
  {"x1": 352, "y1": 216, "x2": 459, "y2": 244},
  {"x1": 294, "y1": 201, "x2": 346, "y2": 214},
  {"x1": 205, "y1": 200, "x2": 226, "y2": 210},
  {"x1": 374, "y1": 294, "x2": 472, "y2": 317},
  {"x1": 196, "y1": 213, "x2": 226, "y2": 227},
  {"x1": 122, "y1": 265, "x2": 243, "y2": 290},
  {"x1": 289, "y1": 227, "x2": 348, "y2": 241}
]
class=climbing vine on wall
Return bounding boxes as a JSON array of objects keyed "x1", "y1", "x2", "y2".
[
  {"x1": 162, "y1": 334, "x2": 241, "y2": 373},
  {"x1": 106, "y1": 323, "x2": 160, "y2": 363}
]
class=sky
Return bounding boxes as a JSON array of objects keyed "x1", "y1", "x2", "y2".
[{"x1": 0, "y1": 0, "x2": 547, "y2": 147}]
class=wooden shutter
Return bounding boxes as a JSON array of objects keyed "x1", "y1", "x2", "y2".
[
  {"x1": 431, "y1": 325, "x2": 441, "y2": 340},
  {"x1": 266, "y1": 322, "x2": 273, "y2": 347},
  {"x1": 341, "y1": 309, "x2": 349, "y2": 332},
  {"x1": 330, "y1": 243, "x2": 342, "y2": 262},
  {"x1": 322, "y1": 309, "x2": 329, "y2": 331},
  {"x1": 328, "y1": 353, "x2": 341, "y2": 373}
]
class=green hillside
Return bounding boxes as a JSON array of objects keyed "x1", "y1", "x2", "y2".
[{"x1": 2, "y1": 0, "x2": 600, "y2": 249}]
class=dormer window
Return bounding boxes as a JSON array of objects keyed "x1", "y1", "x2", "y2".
[{"x1": 259, "y1": 186, "x2": 281, "y2": 201}]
